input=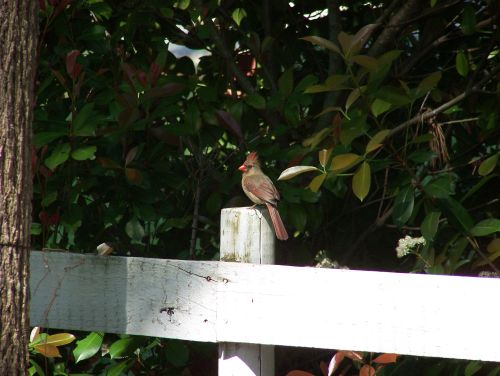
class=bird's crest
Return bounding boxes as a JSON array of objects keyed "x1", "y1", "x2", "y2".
[{"x1": 246, "y1": 151, "x2": 259, "y2": 163}]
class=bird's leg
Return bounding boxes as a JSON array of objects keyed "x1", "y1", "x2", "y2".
[{"x1": 250, "y1": 204, "x2": 263, "y2": 218}]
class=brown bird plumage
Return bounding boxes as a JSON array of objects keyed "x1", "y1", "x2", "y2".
[{"x1": 238, "y1": 152, "x2": 289, "y2": 241}]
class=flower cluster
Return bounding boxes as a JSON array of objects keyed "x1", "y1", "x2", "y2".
[{"x1": 396, "y1": 236, "x2": 426, "y2": 258}]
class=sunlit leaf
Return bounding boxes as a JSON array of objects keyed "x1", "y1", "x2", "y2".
[
  {"x1": 35, "y1": 344, "x2": 61, "y2": 358},
  {"x1": 373, "y1": 353, "x2": 399, "y2": 364},
  {"x1": 232, "y1": 8, "x2": 247, "y2": 26},
  {"x1": 360, "y1": 364, "x2": 376, "y2": 376},
  {"x1": 352, "y1": 162, "x2": 371, "y2": 201},
  {"x1": 478, "y1": 154, "x2": 498, "y2": 176},
  {"x1": 366, "y1": 129, "x2": 390, "y2": 153},
  {"x1": 43, "y1": 333, "x2": 76, "y2": 347},
  {"x1": 330, "y1": 153, "x2": 362, "y2": 172},
  {"x1": 327, "y1": 352, "x2": 345, "y2": 376},
  {"x1": 309, "y1": 173, "x2": 326, "y2": 193},
  {"x1": 109, "y1": 337, "x2": 143, "y2": 359},
  {"x1": 73, "y1": 332, "x2": 104, "y2": 363},
  {"x1": 470, "y1": 218, "x2": 500, "y2": 237},
  {"x1": 278, "y1": 166, "x2": 320, "y2": 181}
]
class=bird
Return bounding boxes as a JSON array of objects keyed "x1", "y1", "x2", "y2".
[{"x1": 238, "y1": 152, "x2": 289, "y2": 240}]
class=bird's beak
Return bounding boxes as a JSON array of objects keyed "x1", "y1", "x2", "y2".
[{"x1": 238, "y1": 164, "x2": 247, "y2": 172}]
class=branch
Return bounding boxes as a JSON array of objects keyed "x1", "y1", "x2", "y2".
[
  {"x1": 387, "y1": 64, "x2": 500, "y2": 140},
  {"x1": 368, "y1": 0, "x2": 423, "y2": 57}
]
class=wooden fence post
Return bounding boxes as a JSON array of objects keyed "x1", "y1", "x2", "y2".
[{"x1": 219, "y1": 207, "x2": 275, "y2": 376}]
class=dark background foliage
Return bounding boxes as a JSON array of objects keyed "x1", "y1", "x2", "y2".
[{"x1": 31, "y1": 0, "x2": 499, "y2": 374}]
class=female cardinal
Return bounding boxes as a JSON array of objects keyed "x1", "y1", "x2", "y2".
[{"x1": 238, "y1": 152, "x2": 289, "y2": 241}]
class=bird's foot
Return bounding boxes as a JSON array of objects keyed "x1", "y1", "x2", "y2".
[{"x1": 250, "y1": 204, "x2": 263, "y2": 218}]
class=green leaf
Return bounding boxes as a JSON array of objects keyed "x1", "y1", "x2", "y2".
[
  {"x1": 301, "y1": 36, "x2": 342, "y2": 55},
  {"x1": 440, "y1": 197, "x2": 474, "y2": 232},
  {"x1": 34, "y1": 131, "x2": 66, "y2": 148},
  {"x1": 376, "y1": 86, "x2": 410, "y2": 106},
  {"x1": 330, "y1": 153, "x2": 362, "y2": 173},
  {"x1": 43, "y1": 333, "x2": 76, "y2": 346},
  {"x1": 338, "y1": 32, "x2": 354, "y2": 56},
  {"x1": 73, "y1": 332, "x2": 104, "y2": 363},
  {"x1": 366, "y1": 129, "x2": 390, "y2": 153},
  {"x1": 351, "y1": 55, "x2": 378, "y2": 71},
  {"x1": 278, "y1": 166, "x2": 320, "y2": 181},
  {"x1": 421, "y1": 211, "x2": 441, "y2": 241},
  {"x1": 41, "y1": 190, "x2": 58, "y2": 207},
  {"x1": 244, "y1": 93, "x2": 266, "y2": 109},
  {"x1": 125, "y1": 217, "x2": 145, "y2": 241},
  {"x1": 71, "y1": 146, "x2": 97, "y2": 161},
  {"x1": 371, "y1": 99, "x2": 391, "y2": 118},
  {"x1": 478, "y1": 154, "x2": 498, "y2": 176},
  {"x1": 392, "y1": 186, "x2": 415, "y2": 226},
  {"x1": 73, "y1": 103, "x2": 96, "y2": 136},
  {"x1": 166, "y1": 340, "x2": 189, "y2": 367},
  {"x1": 352, "y1": 162, "x2": 371, "y2": 202},
  {"x1": 105, "y1": 359, "x2": 134, "y2": 376},
  {"x1": 109, "y1": 337, "x2": 143, "y2": 359},
  {"x1": 465, "y1": 361, "x2": 482, "y2": 376},
  {"x1": 470, "y1": 219, "x2": 500, "y2": 237},
  {"x1": 423, "y1": 175, "x2": 455, "y2": 198},
  {"x1": 231, "y1": 8, "x2": 247, "y2": 26},
  {"x1": 417, "y1": 71, "x2": 442, "y2": 91},
  {"x1": 29, "y1": 360, "x2": 45, "y2": 376},
  {"x1": 31, "y1": 222, "x2": 42, "y2": 235},
  {"x1": 461, "y1": 174, "x2": 497, "y2": 202},
  {"x1": 456, "y1": 51, "x2": 469, "y2": 77},
  {"x1": 461, "y1": 5, "x2": 476, "y2": 35},
  {"x1": 278, "y1": 68, "x2": 294, "y2": 96},
  {"x1": 345, "y1": 87, "x2": 364, "y2": 110},
  {"x1": 45, "y1": 143, "x2": 71, "y2": 170},
  {"x1": 289, "y1": 203, "x2": 307, "y2": 232}
]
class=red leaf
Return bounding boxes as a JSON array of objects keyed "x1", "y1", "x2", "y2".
[
  {"x1": 49, "y1": 213, "x2": 60, "y2": 225},
  {"x1": 66, "y1": 50, "x2": 81, "y2": 80},
  {"x1": 327, "y1": 352, "x2": 345, "y2": 375},
  {"x1": 39, "y1": 211, "x2": 50, "y2": 225},
  {"x1": 372, "y1": 353, "x2": 399, "y2": 364},
  {"x1": 125, "y1": 146, "x2": 138, "y2": 166},
  {"x1": 137, "y1": 70, "x2": 148, "y2": 86},
  {"x1": 39, "y1": 0, "x2": 46, "y2": 11},
  {"x1": 359, "y1": 365, "x2": 376, "y2": 376},
  {"x1": 149, "y1": 62, "x2": 161, "y2": 87},
  {"x1": 320, "y1": 361, "x2": 328, "y2": 376},
  {"x1": 215, "y1": 110, "x2": 243, "y2": 141},
  {"x1": 342, "y1": 351, "x2": 363, "y2": 362},
  {"x1": 125, "y1": 168, "x2": 142, "y2": 183}
]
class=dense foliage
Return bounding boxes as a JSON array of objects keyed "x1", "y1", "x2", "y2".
[{"x1": 32, "y1": 0, "x2": 499, "y2": 374}]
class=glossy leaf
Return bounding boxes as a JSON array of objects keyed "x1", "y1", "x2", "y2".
[
  {"x1": 421, "y1": 211, "x2": 441, "y2": 241},
  {"x1": 352, "y1": 161, "x2": 371, "y2": 201},
  {"x1": 478, "y1": 154, "x2": 498, "y2": 176},
  {"x1": 366, "y1": 129, "x2": 390, "y2": 153},
  {"x1": 330, "y1": 153, "x2": 362, "y2": 172},
  {"x1": 42, "y1": 333, "x2": 76, "y2": 347},
  {"x1": 106, "y1": 359, "x2": 134, "y2": 376},
  {"x1": 393, "y1": 186, "x2": 415, "y2": 226},
  {"x1": 360, "y1": 365, "x2": 376, "y2": 376},
  {"x1": 35, "y1": 344, "x2": 61, "y2": 358},
  {"x1": 327, "y1": 352, "x2": 345, "y2": 376},
  {"x1": 72, "y1": 103, "x2": 97, "y2": 136},
  {"x1": 441, "y1": 197, "x2": 474, "y2": 232},
  {"x1": 278, "y1": 166, "x2": 319, "y2": 181},
  {"x1": 423, "y1": 175, "x2": 455, "y2": 198},
  {"x1": 73, "y1": 332, "x2": 104, "y2": 363},
  {"x1": 470, "y1": 218, "x2": 500, "y2": 237},
  {"x1": 109, "y1": 337, "x2": 144, "y2": 359}
]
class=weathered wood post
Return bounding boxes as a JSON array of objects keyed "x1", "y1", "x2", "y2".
[{"x1": 219, "y1": 207, "x2": 275, "y2": 376}]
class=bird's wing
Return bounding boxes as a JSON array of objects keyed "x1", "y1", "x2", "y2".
[{"x1": 243, "y1": 175, "x2": 280, "y2": 204}]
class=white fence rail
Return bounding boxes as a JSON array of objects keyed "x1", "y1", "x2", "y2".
[{"x1": 29, "y1": 208, "x2": 500, "y2": 373}]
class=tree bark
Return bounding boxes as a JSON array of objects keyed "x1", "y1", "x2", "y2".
[{"x1": 0, "y1": 1, "x2": 38, "y2": 374}]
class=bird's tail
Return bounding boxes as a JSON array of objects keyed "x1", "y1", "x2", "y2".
[{"x1": 265, "y1": 203, "x2": 289, "y2": 241}]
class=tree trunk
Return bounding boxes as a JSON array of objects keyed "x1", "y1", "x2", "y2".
[{"x1": 0, "y1": 1, "x2": 38, "y2": 374}]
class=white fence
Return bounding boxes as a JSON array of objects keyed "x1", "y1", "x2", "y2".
[{"x1": 30, "y1": 208, "x2": 500, "y2": 375}]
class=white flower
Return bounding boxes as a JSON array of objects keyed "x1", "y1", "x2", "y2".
[{"x1": 396, "y1": 235, "x2": 426, "y2": 258}]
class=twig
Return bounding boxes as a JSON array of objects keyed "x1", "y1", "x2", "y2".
[{"x1": 386, "y1": 64, "x2": 500, "y2": 141}]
